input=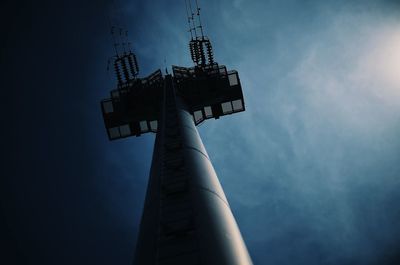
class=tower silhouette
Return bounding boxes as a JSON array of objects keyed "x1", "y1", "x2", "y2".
[{"x1": 101, "y1": 1, "x2": 252, "y2": 264}]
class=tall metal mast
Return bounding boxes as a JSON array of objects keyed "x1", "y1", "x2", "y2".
[{"x1": 100, "y1": 1, "x2": 252, "y2": 264}]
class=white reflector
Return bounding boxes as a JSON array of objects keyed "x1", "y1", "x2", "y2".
[
  {"x1": 232, "y1": 99, "x2": 244, "y2": 111},
  {"x1": 120, "y1": 124, "x2": 131, "y2": 137}
]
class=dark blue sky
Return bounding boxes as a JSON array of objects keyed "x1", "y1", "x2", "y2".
[{"x1": 2, "y1": 0, "x2": 400, "y2": 264}]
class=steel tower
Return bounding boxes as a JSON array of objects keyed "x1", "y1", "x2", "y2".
[{"x1": 101, "y1": 1, "x2": 253, "y2": 264}]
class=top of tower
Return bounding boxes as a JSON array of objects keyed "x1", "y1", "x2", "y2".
[{"x1": 100, "y1": 1, "x2": 245, "y2": 141}]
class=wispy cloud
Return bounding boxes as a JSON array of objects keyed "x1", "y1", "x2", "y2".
[
  {"x1": 104, "y1": 0, "x2": 400, "y2": 264},
  {"x1": 199, "y1": 3, "x2": 400, "y2": 264}
]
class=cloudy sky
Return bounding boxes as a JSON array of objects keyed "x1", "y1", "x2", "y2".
[{"x1": 2, "y1": 0, "x2": 400, "y2": 264}]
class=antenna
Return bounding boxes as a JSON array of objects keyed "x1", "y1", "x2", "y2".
[
  {"x1": 186, "y1": 0, "x2": 215, "y2": 67},
  {"x1": 110, "y1": 0, "x2": 131, "y2": 55},
  {"x1": 126, "y1": 31, "x2": 133, "y2": 52},
  {"x1": 164, "y1": 57, "x2": 169, "y2": 75},
  {"x1": 107, "y1": 0, "x2": 140, "y2": 87},
  {"x1": 108, "y1": 17, "x2": 120, "y2": 57},
  {"x1": 195, "y1": 0, "x2": 204, "y2": 38},
  {"x1": 119, "y1": 27, "x2": 127, "y2": 54},
  {"x1": 185, "y1": 0, "x2": 194, "y2": 40},
  {"x1": 187, "y1": 0, "x2": 198, "y2": 38}
]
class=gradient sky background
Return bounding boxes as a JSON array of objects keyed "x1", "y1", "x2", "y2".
[{"x1": 2, "y1": 0, "x2": 400, "y2": 264}]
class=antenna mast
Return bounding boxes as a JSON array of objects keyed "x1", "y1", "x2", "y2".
[
  {"x1": 108, "y1": 16, "x2": 120, "y2": 57},
  {"x1": 185, "y1": 0, "x2": 194, "y2": 40},
  {"x1": 187, "y1": 0, "x2": 215, "y2": 67},
  {"x1": 187, "y1": 0, "x2": 198, "y2": 38},
  {"x1": 107, "y1": 0, "x2": 139, "y2": 87},
  {"x1": 195, "y1": 0, "x2": 204, "y2": 38}
]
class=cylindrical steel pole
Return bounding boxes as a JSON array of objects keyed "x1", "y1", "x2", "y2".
[{"x1": 133, "y1": 75, "x2": 252, "y2": 265}]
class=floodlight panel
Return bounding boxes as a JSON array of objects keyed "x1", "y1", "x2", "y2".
[
  {"x1": 221, "y1": 102, "x2": 233, "y2": 114},
  {"x1": 120, "y1": 124, "x2": 131, "y2": 137},
  {"x1": 149, "y1": 120, "x2": 158, "y2": 132},
  {"x1": 228, "y1": 72, "x2": 239, "y2": 86},
  {"x1": 140, "y1": 121, "x2": 149, "y2": 133},
  {"x1": 204, "y1": 106, "x2": 213, "y2": 118},
  {"x1": 232, "y1": 99, "x2": 244, "y2": 111},
  {"x1": 108, "y1": 127, "x2": 120, "y2": 139},
  {"x1": 102, "y1": 100, "x2": 114, "y2": 114},
  {"x1": 193, "y1": 110, "x2": 204, "y2": 125}
]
